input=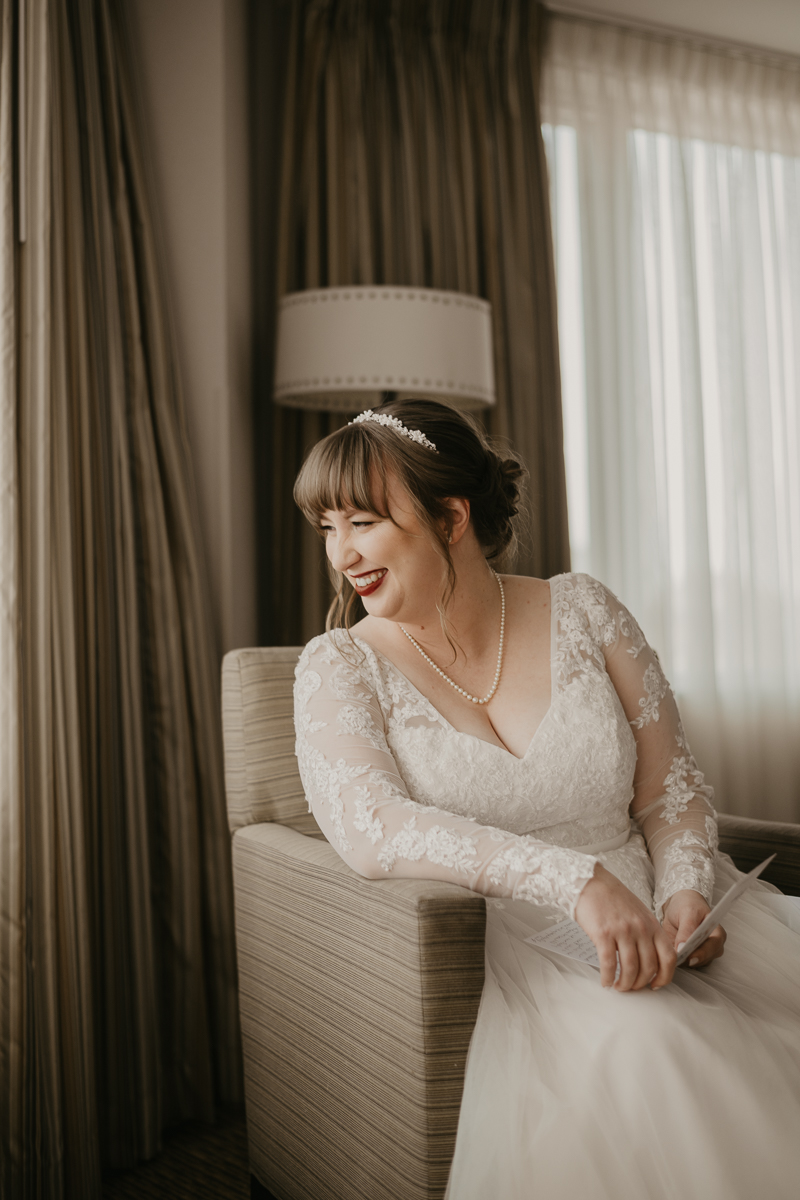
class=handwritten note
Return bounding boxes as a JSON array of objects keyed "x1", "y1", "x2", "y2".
[{"x1": 524, "y1": 920, "x2": 602, "y2": 967}]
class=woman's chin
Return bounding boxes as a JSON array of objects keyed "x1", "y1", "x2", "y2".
[
  {"x1": 360, "y1": 593, "x2": 391, "y2": 617},
  {"x1": 354, "y1": 583, "x2": 389, "y2": 615},
  {"x1": 357, "y1": 582, "x2": 403, "y2": 619}
]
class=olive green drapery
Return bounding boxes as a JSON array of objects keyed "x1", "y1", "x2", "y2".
[
  {"x1": 255, "y1": 0, "x2": 570, "y2": 645},
  {"x1": 1, "y1": 2, "x2": 241, "y2": 1196}
]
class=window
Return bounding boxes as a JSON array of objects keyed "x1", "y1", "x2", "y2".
[{"x1": 541, "y1": 17, "x2": 800, "y2": 820}]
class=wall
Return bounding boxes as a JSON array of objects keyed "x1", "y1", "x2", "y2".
[
  {"x1": 548, "y1": 0, "x2": 800, "y2": 57},
  {"x1": 126, "y1": 0, "x2": 257, "y2": 655}
]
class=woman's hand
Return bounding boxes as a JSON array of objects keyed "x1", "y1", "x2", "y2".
[
  {"x1": 575, "y1": 864, "x2": 677, "y2": 991},
  {"x1": 661, "y1": 889, "x2": 726, "y2": 968}
]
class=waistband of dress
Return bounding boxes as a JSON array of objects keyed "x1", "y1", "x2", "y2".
[{"x1": 572, "y1": 826, "x2": 631, "y2": 855}]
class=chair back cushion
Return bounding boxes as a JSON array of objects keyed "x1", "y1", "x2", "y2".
[{"x1": 222, "y1": 647, "x2": 323, "y2": 836}]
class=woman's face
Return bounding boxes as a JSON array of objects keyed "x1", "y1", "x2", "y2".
[{"x1": 320, "y1": 473, "x2": 444, "y2": 625}]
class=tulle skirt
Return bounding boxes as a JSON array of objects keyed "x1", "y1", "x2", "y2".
[{"x1": 446, "y1": 854, "x2": 800, "y2": 1200}]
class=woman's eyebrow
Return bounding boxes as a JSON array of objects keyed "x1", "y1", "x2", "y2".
[
  {"x1": 320, "y1": 506, "x2": 367, "y2": 520},
  {"x1": 344, "y1": 505, "x2": 378, "y2": 517}
]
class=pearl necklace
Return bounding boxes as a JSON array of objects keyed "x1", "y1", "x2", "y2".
[{"x1": 399, "y1": 572, "x2": 505, "y2": 705}]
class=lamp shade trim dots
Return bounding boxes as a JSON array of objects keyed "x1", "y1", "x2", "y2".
[
  {"x1": 273, "y1": 286, "x2": 496, "y2": 412},
  {"x1": 279, "y1": 289, "x2": 490, "y2": 312}
]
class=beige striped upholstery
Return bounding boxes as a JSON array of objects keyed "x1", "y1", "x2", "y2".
[
  {"x1": 233, "y1": 824, "x2": 485, "y2": 1200},
  {"x1": 222, "y1": 646, "x2": 487, "y2": 1200},
  {"x1": 222, "y1": 648, "x2": 323, "y2": 838}
]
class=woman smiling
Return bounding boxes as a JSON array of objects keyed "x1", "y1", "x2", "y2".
[{"x1": 292, "y1": 398, "x2": 800, "y2": 1199}]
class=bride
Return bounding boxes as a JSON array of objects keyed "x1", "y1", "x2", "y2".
[{"x1": 292, "y1": 398, "x2": 800, "y2": 1199}]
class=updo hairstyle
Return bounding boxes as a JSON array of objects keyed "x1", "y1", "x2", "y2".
[{"x1": 293, "y1": 398, "x2": 528, "y2": 636}]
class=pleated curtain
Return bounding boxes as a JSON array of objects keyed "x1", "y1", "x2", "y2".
[
  {"x1": 1, "y1": 2, "x2": 241, "y2": 1196},
  {"x1": 260, "y1": 0, "x2": 569, "y2": 644},
  {"x1": 0, "y1": 0, "x2": 22, "y2": 1191}
]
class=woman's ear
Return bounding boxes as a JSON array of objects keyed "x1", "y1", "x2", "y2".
[{"x1": 445, "y1": 498, "x2": 471, "y2": 545}]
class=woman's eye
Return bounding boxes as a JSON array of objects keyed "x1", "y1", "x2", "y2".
[{"x1": 318, "y1": 518, "x2": 374, "y2": 534}]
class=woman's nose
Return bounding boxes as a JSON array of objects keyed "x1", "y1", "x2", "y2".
[{"x1": 328, "y1": 529, "x2": 360, "y2": 575}]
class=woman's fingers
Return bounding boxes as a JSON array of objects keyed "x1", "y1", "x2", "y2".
[
  {"x1": 615, "y1": 932, "x2": 669, "y2": 992},
  {"x1": 651, "y1": 932, "x2": 678, "y2": 989},
  {"x1": 614, "y1": 938, "x2": 641, "y2": 991},
  {"x1": 599, "y1": 932, "x2": 677, "y2": 992},
  {"x1": 630, "y1": 937, "x2": 660, "y2": 992},
  {"x1": 597, "y1": 938, "x2": 619, "y2": 989},
  {"x1": 686, "y1": 924, "x2": 726, "y2": 968}
]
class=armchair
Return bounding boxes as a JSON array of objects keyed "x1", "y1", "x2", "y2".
[{"x1": 222, "y1": 646, "x2": 800, "y2": 1200}]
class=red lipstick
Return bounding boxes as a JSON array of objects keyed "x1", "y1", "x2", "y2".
[{"x1": 352, "y1": 570, "x2": 387, "y2": 596}]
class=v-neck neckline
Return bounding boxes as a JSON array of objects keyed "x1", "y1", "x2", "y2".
[{"x1": 349, "y1": 578, "x2": 557, "y2": 763}]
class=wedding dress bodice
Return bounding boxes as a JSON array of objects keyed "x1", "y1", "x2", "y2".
[{"x1": 294, "y1": 573, "x2": 717, "y2": 919}]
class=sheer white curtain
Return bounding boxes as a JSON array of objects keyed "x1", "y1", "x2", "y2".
[{"x1": 541, "y1": 15, "x2": 800, "y2": 822}]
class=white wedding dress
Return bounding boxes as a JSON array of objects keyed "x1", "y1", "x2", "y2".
[{"x1": 294, "y1": 573, "x2": 800, "y2": 1199}]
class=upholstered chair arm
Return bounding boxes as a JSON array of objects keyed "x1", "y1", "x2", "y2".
[
  {"x1": 232, "y1": 821, "x2": 486, "y2": 1200},
  {"x1": 718, "y1": 812, "x2": 800, "y2": 896}
]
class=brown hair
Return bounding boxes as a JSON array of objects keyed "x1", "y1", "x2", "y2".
[{"x1": 293, "y1": 398, "x2": 528, "y2": 638}]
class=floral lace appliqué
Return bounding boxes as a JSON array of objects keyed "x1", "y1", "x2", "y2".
[
  {"x1": 656, "y1": 749, "x2": 716, "y2": 824},
  {"x1": 352, "y1": 787, "x2": 385, "y2": 844},
  {"x1": 337, "y1": 703, "x2": 387, "y2": 751},
  {"x1": 631, "y1": 661, "x2": 668, "y2": 728},
  {"x1": 330, "y1": 662, "x2": 373, "y2": 703},
  {"x1": 618, "y1": 610, "x2": 647, "y2": 658},
  {"x1": 655, "y1": 831, "x2": 716, "y2": 916},
  {"x1": 486, "y1": 841, "x2": 598, "y2": 918},
  {"x1": 377, "y1": 817, "x2": 480, "y2": 874}
]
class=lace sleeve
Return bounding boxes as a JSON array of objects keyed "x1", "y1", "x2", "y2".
[
  {"x1": 585, "y1": 581, "x2": 718, "y2": 921},
  {"x1": 294, "y1": 634, "x2": 599, "y2": 919}
]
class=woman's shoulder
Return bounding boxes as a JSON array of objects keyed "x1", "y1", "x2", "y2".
[
  {"x1": 501, "y1": 570, "x2": 617, "y2": 612},
  {"x1": 551, "y1": 573, "x2": 651, "y2": 662},
  {"x1": 502, "y1": 570, "x2": 610, "y2": 594},
  {"x1": 548, "y1": 571, "x2": 618, "y2": 604},
  {"x1": 499, "y1": 571, "x2": 619, "y2": 629},
  {"x1": 296, "y1": 628, "x2": 381, "y2": 683},
  {"x1": 548, "y1": 572, "x2": 629, "y2": 641}
]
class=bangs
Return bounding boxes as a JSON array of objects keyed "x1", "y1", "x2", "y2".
[{"x1": 293, "y1": 426, "x2": 391, "y2": 527}]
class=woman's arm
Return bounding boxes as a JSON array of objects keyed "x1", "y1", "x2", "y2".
[
  {"x1": 590, "y1": 583, "x2": 725, "y2": 969},
  {"x1": 295, "y1": 633, "x2": 598, "y2": 918}
]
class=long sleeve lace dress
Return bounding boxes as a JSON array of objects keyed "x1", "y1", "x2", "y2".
[{"x1": 294, "y1": 573, "x2": 800, "y2": 1200}]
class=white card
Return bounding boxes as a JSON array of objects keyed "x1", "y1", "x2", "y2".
[{"x1": 674, "y1": 854, "x2": 776, "y2": 964}]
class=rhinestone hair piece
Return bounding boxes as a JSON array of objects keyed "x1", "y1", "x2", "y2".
[{"x1": 349, "y1": 409, "x2": 438, "y2": 452}]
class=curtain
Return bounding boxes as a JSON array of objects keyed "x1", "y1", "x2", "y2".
[
  {"x1": 1, "y1": 2, "x2": 241, "y2": 1196},
  {"x1": 0, "y1": 0, "x2": 22, "y2": 1187},
  {"x1": 257, "y1": 0, "x2": 568, "y2": 645},
  {"x1": 541, "y1": 14, "x2": 800, "y2": 821}
]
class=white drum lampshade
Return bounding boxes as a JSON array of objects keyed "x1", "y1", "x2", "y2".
[{"x1": 273, "y1": 286, "x2": 495, "y2": 412}]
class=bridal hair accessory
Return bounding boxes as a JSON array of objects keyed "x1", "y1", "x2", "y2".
[
  {"x1": 349, "y1": 409, "x2": 438, "y2": 452},
  {"x1": 399, "y1": 571, "x2": 505, "y2": 705}
]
